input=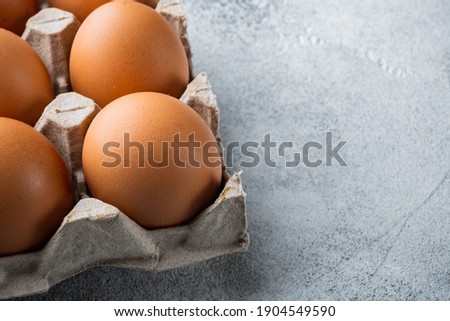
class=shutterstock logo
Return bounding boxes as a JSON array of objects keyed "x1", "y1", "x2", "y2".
[
  {"x1": 102, "y1": 133, "x2": 222, "y2": 169},
  {"x1": 227, "y1": 132, "x2": 348, "y2": 168},
  {"x1": 100, "y1": 131, "x2": 348, "y2": 169}
]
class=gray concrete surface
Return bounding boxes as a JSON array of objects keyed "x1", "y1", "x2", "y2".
[{"x1": 24, "y1": 0, "x2": 450, "y2": 300}]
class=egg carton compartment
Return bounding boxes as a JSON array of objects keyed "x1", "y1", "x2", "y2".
[{"x1": 0, "y1": 0, "x2": 248, "y2": 299}]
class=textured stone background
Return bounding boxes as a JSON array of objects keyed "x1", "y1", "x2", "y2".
[{"x1": 25, "y1": 0, "x2": 450, "y2": 300}]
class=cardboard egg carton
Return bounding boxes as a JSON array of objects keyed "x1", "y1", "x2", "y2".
[{"x1": 0, "y1": 0, "x2": 248, "y2": 299}]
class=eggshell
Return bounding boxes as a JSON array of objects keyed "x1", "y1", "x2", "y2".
[
  {"x1": 48, "y1": 0, "x2": 109, "y2": 22},
  {"x1": 70, "y1": 1, "x2": 189, "y2": 107},
  {"x1": 48, "y1": 0, "x2": 159, "y2": 22},
  {"x1": 0, "y1": 0, "x2": 38, "y2": 35},
  {"x1": 0, "y1": 29, "x2": 54, "y2": 125},
  {"x1": 0, "y1": 118, "x2": 73, "y2": 257},
  {"x1": 136, "y1": 0, "x2": 159, "y2": 8},
  {"x1": 82, "y1": 92, "x2": 223, "y2": 229}
]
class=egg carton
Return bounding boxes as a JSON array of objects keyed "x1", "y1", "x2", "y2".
[{"x1": 0, "y1": 0, "x2": 248, "y2": 299}]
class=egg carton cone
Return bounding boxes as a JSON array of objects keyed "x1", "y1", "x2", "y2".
[{"x1": 0, "y1": 0, "x2": 248, "y2": 299}]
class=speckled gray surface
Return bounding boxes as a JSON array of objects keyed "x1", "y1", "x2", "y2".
[{"x1": 21, "y1": 0, "x2": 450, "y2": 300}]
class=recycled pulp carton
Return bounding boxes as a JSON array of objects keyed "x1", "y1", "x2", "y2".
[{"x1": 0, "y1": 0, "x2": 248, "y2": 299}]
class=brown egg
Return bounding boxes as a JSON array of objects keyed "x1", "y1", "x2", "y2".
[
  {"x1": 70, "y1": 1, "x2": 189, "y2": 107},
  {"x1": 0, "y1": 118, "x2": 73, "y2": 257},
  {"x1": 135, "y1": 0, "x2": 159, "y2": 8},
  {"x1": 48, "y1": 0, "x2": 110, "y2": 22},
  {"x1": 82, "y1": 92, "x2": 222, "y2": 229},
  {"x1": 48, "y1": 0, "x2": 159, "y2": 22},
  {"x1": 0, "y1": 0, "x2": 39, "y2": 35},
  {"x1": 0, "y1": 29, "x2": 54, "y2": 126}
]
